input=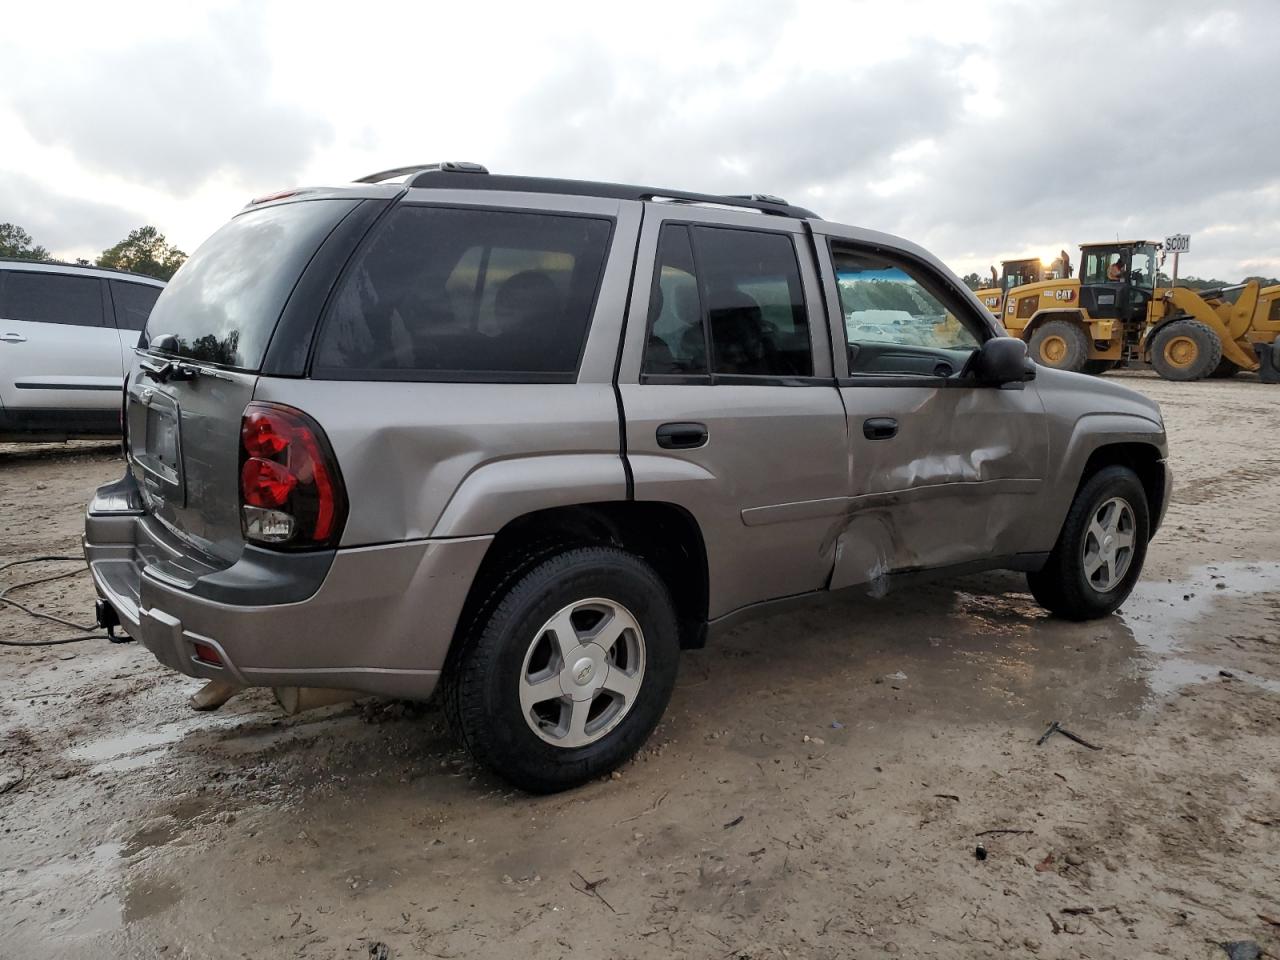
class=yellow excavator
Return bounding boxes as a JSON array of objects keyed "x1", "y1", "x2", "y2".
[{"x1": 992, "y1": 240, "x2": 1280, "y2": 381}]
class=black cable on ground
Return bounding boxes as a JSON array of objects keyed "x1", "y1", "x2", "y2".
[{"x1": 0, "y1": 556, "x2": 110, "y2": 646}]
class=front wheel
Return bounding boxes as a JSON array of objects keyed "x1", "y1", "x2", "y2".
[
  {"x1": 1027, "y1": 465, "x2": 1149, "y2": 620},
  {"x1": 1149, "y1": 318, "x2": 1222, "y2": 381},
  {"x1": 444, "y1": 546, "x2": 679, "y2": 793}
]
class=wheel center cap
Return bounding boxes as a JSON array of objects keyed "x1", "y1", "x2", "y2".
[
  {"x1": 572, "y1": 657, "x2": 595, "y2": 686},
  {"x1": 1103, "y1": 534, "x2": 1115, "y2": 551}
]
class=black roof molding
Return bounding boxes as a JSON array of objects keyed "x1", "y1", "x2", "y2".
[{"x1": 383, "y1": 166, "x2": 818, "y2": 219}]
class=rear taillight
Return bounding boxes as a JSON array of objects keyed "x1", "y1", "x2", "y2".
[{"x1": 239, "y1": 402, "x2": 347, "y2": 549}]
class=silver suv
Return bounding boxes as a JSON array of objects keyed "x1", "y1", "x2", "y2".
[{"x1": 84, "y1": 163, "x2": 1171, "y2": 792}]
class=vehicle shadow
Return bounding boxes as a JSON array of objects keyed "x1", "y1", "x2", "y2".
[{"x1": 140, "y1": 569, "x2": 1150, "y2": 816}]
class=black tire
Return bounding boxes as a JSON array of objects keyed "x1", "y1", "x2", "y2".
[
  {"x1": 1209, "y1": 357, "x2": 1240, "y2": 379},
  {"x1": 1082, "y1": 359, "x2": 1117, "y2": 376},
  {"x1": 1027, "y1": 465, "x2": 1150, "y2": 621},
  {"x1": 1149, "y1": 318, "x2": 1222, "y2": 381},
  {"x1": 1029, "y1": 320, "x2": 1090, "y2": 373},
  {"x1": 443, "y1": 546, "x2": 679, "y2": 793}
]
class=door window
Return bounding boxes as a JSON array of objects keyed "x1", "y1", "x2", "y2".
[
  {"x1": 643, "y1": 225, "x2": 707, "y2": 375},
  {"x1": 1082, "y1": 248, "x2": 1126, "y2": 285},
  {"x1": 0, "y1": 271, "x2": 105, "y2": 327},
  {"x1": 110, "y1": 281, "x2": 162, "y2": 331},
  {"x1": 832, "y1": 248, "x2": 982, "y2": 377},
  {"x1": 641, "y1": 224, "x2": 813, "y2": 379},
  {"x1": 694, "y1": 226, "x2": 813, "y2": 377},
  {"x1": 313, "y1": 206, "x2": 611, "y2": 381}
]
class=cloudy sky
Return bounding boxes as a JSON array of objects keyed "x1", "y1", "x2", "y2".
[{"x1": 3, "y1": 0, "x2": 1278, "y2": 281}]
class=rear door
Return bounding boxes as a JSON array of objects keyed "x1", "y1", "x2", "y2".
[
  {"x1": 618, "y1": 207, "x2": 848, "y2": 619},
  {"x1": 813, "y1": 227, "x2": 1050, "y2": 589},
  {"x1": 108, "y1": 278, "x2": 163, "y2": 366},
  {"x1": 0, "y1": 268, "x2": 123, "y2": 411}
]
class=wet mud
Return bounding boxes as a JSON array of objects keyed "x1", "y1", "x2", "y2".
[{"x1": 2, "y1": 374, "x2": 1279, "y2": 959}]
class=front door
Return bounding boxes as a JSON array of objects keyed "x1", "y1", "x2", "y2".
[
  {"x1": 813, "y1": 228, "x2": 1050, "y2": 590},
  {"x1": 617, "y1": 208, "x2": 848, "y2": 619}
]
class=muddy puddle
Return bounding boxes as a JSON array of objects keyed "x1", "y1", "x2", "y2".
[{"x1": 1119, "y1": 560, "x2": 1280, "y2": 697}]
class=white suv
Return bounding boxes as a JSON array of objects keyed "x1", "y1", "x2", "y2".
[{"x1": 0, "y1": 259, "x2": 164, "y2": 441}]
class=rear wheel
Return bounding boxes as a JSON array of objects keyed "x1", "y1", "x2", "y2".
[
  {"x1": 1029, "y1": 320, "x2": 1090, "y2": 373},
  {"x1": 1150, "y1": 319, "x2": 1222, "y2": 381},
  {"x1": 1027, "y1": 465, "x2": 1149, "y2": 620},
  {"x1": 444, "y1": 546, "x2": 679, "y2": 793}
]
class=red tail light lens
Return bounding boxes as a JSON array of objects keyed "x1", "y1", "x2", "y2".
[{"x1": 239, "y1": 402, "x2": 346, "y2": 548}]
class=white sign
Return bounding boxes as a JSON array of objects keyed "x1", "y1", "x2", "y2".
[{"x1": 1164, "y1": 233, "x2": 1191, "y2": 254}]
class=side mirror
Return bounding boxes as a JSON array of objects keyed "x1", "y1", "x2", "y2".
[{"x1": 973, "y1": 336, "x2": 1036, "y2": 385}]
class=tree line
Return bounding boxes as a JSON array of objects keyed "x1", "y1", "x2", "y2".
[{"x1": 0, "y1": 222, "x2": 187, "y2": 281}]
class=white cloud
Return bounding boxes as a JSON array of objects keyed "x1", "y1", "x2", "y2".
[{"x1": 1, "y1": 0, "x2": 1276, "y2": 281}]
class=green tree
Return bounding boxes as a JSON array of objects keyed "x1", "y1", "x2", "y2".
[
  {"x1": 97, "y1": 226, "x2": 187, "y2": 280},
  {"x1": 0, "y1": 222, "x2": 51, "y2": 261},
  {"x1": 959, "y1": 272, "x2": 986, "y2": 291}
]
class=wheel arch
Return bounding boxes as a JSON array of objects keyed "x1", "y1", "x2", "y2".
[
  {"x1": 456, "y1": 501, "x2": 711, "y2": 652},
  {"x1": 1075, "y1": 440, "x2": 1168, "y2": 540}
]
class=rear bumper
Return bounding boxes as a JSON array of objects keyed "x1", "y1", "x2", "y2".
[{"x1": 83, "y1": 476, "x2": 491, "y2": 699}]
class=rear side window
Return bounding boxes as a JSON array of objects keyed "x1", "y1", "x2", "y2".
[
  {"x1": 641, "y1": 225, "x2": 813, "y2": 379},
  {"x1": 110, "y1": 280, "x2": 162, "y2": 332},
  {"x1": 644, "y1": 225, "x2": 706, "y2": 375},
  {"x1": 0, "y1": 271, "x2": 105, "y2": 327},
  {"x1": 145, "y1": 198, "x2": 358, "y2": 369},
  {"x1": 313, "y1": 206, "x2": 612, "y2": 381}
]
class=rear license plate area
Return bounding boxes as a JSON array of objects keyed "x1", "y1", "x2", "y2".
[{"x1": 128, "y1": 387, "x2": 185, "y2": 507}]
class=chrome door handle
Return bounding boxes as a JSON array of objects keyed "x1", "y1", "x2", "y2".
[{"x1": 0, "y1": 333, "x2": 27, "y2": 343}]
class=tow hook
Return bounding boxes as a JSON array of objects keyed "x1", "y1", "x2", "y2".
[{"x1": 94, "y1": 599, "x2": 130, "y2": 644}]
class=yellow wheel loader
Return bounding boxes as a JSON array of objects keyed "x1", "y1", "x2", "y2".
[
  {"x1": 997, "y1": 240, "x2": 1280, "y2": 381},
  {"x1": 975, "y1": 253, "x2": 1072, "y2": 317}
]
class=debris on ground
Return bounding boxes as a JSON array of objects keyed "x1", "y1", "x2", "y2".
[{"x1": 1036, "y1": 720, "x2": 1103, "y2": 751}]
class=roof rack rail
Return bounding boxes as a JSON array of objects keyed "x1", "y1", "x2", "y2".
[
  {"x1": 0, "y1": 256, "x2": 166, "y2": 281},
  {"x1": 355, "y1": 161, "x2": 489, "y2": 184},
  {"x1": 404, "y1": 169, "x2": 819, "y2": 219}
]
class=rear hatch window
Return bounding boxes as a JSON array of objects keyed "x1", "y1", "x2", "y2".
[{"x1": 144, "y1": 198, "x2": 358, "y2": 369}]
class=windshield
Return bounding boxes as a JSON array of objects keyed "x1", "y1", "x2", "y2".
[{"x1": 144, "y1": 198, "x2": 357, "y2": 369}]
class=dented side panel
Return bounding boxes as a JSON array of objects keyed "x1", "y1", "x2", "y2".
[{"x1": 830, "y1": 382, "x2": 1050, "y2": 591}]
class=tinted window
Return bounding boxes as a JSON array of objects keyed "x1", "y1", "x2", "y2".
[
  {"x1": 314, "y1": 206, "x2": 611, "y2": 380},
  {"x1": 0, "y1": 271, "x2": 104, "y2": 327},
  {"x1": 833, "y1": 249, "x2": 981, "y2": 375},
  {"x1": 690, "y1": 227, "x2": 812, "y2": 377},
  {"x1": 643, "y1": 225, "x2": 707, "y2": 375},
  {"x1": 110, "y1": 280, "x2": 162, "y2": 331},
  {"x1": 145, "y1": 198, "x2": 358, "y2": 369}
]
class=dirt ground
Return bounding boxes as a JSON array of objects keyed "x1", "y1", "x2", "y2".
[{"x1": 2, "y1": 371, "x2": 1278, "y2": 960}]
